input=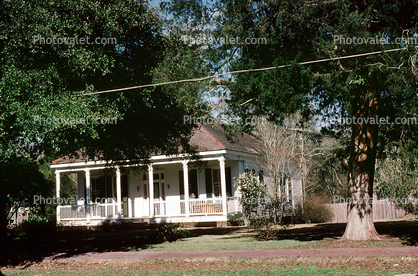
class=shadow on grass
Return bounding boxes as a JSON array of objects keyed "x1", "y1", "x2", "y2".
[
  {"x1": 274, "y1": 219, "x2": 417, "y2": 245},
  {"x1": 1, "y1": 225, "x2": 244, "y2": 266},
  {"x1": 2, "y1": 219, "x2": 416, "y2": 266},
  {"x1": 277, "y1": 223, "x2": 346, "y2": 241},
  {"x1": 1, "y1": 225, "x2": 163, "y2": 266},
  {"x1": 374, "y1": 220, "x2": 418, "y2": 246},
  {"x1": 186, "y1": 227, "x2": 240, "y2": 237}
]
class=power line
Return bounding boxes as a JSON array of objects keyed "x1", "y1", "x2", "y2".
[{"x1": 81, "y1": 48, "x2": 404, "y2": 96}]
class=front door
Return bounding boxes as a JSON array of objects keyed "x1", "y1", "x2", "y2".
[
  {"x1": 140, "y1": 171, "x2": 165, "y2": 217},
  {"x1": 153, "y1": 181, "x2": 166, "y2": 215}
]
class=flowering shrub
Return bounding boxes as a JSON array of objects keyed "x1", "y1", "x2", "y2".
[{"x1": 234, "y1": 172, "x2": 285, "y2": 239}]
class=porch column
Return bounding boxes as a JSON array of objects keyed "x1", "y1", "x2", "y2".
[
  {"x1": 148, "y1": 164, "x2": 154, "y2": 218},
  {"x1": 219, "y1": 157, "x2": 227, "y2": 216},
  {"x1": 182, "y1": 160, "x2": 190, "y2": 217},
  {"x1": 85, "y1": 169, "x2": 91, "y2": 220},
  {"x1": 55, "y1": 171, "x2": 61, "y2": 222},
  {"x1": 116, "y1": 166, "x2": 122, "y2": 220}
]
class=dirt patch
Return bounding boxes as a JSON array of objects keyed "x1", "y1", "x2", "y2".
[{"x1": 3, "y1": 256, "x2": 418, "y2": 274}]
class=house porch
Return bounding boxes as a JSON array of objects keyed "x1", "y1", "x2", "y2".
[{"x1": 54, "y1": 155, "x2": 243, "y2": 226}]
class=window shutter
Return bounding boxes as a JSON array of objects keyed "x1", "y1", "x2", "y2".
[
  {"x1": 122, "y1": 175, "x2": 128, "y2": 198},
  {"x1": 189, "y1": 169, "x2": 198, "y2": 198},
  {"x1": 105, "y1": 176, "x2": 112, "y2": 199},
  {"x1": 226, "y1": 167, "x2": 232, "y2": 197},
  {"x1": 179, "y1": 170, "x2": 184, "y2": 200},
  {"x1": 205, "y1": 168, "x2": 212, "y2": 198}
]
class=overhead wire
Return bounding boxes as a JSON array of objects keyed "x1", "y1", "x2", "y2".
[{"x1": 81, "y1": 48, "x2": 404, "y2": 96}]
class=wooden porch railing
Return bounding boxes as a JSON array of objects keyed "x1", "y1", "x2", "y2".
[{"x1": 60, "y1": 197, "x2": 240, "y2": 219}]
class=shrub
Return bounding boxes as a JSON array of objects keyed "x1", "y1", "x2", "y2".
[
  {"x1": 227, "y1": 213, "x2": 244, "y2": 226},
  {"x1": 19, "y1": 216, "x2": 56, "y2": 237},
  {"x1": 99, "y1": 220, "x2": 133, "y2": 231},
  {"x1": 99, "y1": 220, "x2": 118, "y2": 231},
  {"x1": 151, "y1": 224, "x2": 189, "y2": 243},
  {"x1": 234, "y1": 172, "x2": 291, "y2": 239},
  {"x1": 293, "y1": 195, "x2": 333, "y2": 224}
]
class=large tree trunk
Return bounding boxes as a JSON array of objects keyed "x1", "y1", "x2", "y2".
[{"x1": 341, "y1": 96, "x2": 382, "y2": 241}]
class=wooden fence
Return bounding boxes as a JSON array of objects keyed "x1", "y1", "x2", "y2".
[{"x1": 326, "y1": 199, "x2": 406, "y2": 223}]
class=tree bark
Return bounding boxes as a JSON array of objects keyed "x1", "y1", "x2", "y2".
[{"x1": 341, "y1": 96, "x2": 382, "y2": 241}]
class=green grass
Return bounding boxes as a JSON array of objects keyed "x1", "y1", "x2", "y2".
[
  {"x1": 145, "y1": 236, "x2": 311, "y2": 251},
  {"x1": 3, "y1": 219, "x2": 416, "y2": 272},
  {"x1": 141, "y1": 227, "x2": 402, "y2": 251}
]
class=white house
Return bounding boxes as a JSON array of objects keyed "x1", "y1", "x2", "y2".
[{"x1": 50, "y1": 122, "x2": 302, "y2": 226}]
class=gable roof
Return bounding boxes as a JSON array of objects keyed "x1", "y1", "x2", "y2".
[
  {"x1": 192, "y1": 123, "x2": 262, "y2": 155},
  {"x1": 51, "y1": 122, "x2": 263, "y2": 165}
]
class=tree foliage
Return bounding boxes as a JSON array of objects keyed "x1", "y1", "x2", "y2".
[{"x1": 0, "y1": 0, "x2": 209, "y2": 235}]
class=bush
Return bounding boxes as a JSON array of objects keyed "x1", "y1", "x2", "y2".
[
  {"x1": 227, "y1": 213, "x2": 244, "y2": 226},
  {"x1": 234, "y1": 172, "x2": 291, "y2": 239},
  {"x1": 19, "y1": 216, "x2": 56, "y2": 237},
  {"x1": 293, "y1": 195, "x2": 333, "y2": 224},
  {"x1": 151, "y1": 224, "x2": 189, "y2": 243},
  {"x1": 99, "y1": 220, "x2": 133, "y2": 231},
  {"x1": 99, "y1": 220, "x2": 118, "y2": 232}
]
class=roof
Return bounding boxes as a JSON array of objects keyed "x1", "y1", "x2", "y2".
[
  {"x1": 192, "y1": 123, "x2": 263, "y2": 155},
  {"x1": 50, "y1": 121, "x2": 263, "y2": 165}
]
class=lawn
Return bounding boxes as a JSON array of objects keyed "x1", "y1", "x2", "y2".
[
  {"x1": 2, "y1": 218, "x2": 417, "y2": 275},
  {"x1": 142, "y1": 218, "x2": 417, "y2": 251},
  {"x1": 143, "y1": 224, "x2": 404, "y2": 251}
]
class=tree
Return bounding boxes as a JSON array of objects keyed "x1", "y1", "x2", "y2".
[
  {"x1": 0, "y1": 156, "x2": 50, "y2": 233},
  {"x1": 0, "y1": 0, "x2": 207, "y2": 236},
  {"x1": 255, "y1": 118, "x2": 300, "y2": 224},
  {"x1": 164, "y1": 0, "x2": 418, "y2": 240},
  {"x1": 303, "y1": 130, "x2": 350, "y2": 200}
]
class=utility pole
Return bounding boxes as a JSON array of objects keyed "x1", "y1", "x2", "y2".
[{"x1": 300, "y1": 132, "x2": 305, "y2": 203}]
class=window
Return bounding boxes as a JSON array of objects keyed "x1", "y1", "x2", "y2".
[
  {"x1": 205, "y1": 167, "x2": 232, "y2": 198},
  {"x1": 205, "y1": 168, "x2": 212, "y2": 198},
  {"x1": 153, "y1": 182, "x2": 166, "y2": 201},
  {"x1": 143, "y1": 184, "x2": 148, "y2": 199},
  {"x1": 179, "y1": 169, "x2": 198, "y2": 199},
  {"x1": 258, "y1": 170, "x2": 264, "y2": 183},
  {"x1": 91, "y1": 177, "x2": 104, "y2": 202},
  {"x1": 89, "y1": 176, "x2": 126, "y2": 203},
  {"x1": 245, "y1": 168, "x2": 256, "y2": 175},
  {"x1": 142, "y1": 172, "x2": 165, "y2": 200}
]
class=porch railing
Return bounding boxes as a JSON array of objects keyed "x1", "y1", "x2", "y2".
[
  {"x1": 154, "y1": 198, "x2": 230, "y2": 217},
  {"x1": 60, "y1": 202, "x2": 118, "y2": 220},
  {"x1": 60, "y1": 197, "x2": 241, "y2": 219},
  {"x1": 189, "y1": 198, "x2": 223, "y2": 215},
  {"x1": 227, "y1": 197, "x2": 241, "y2": 213}
]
